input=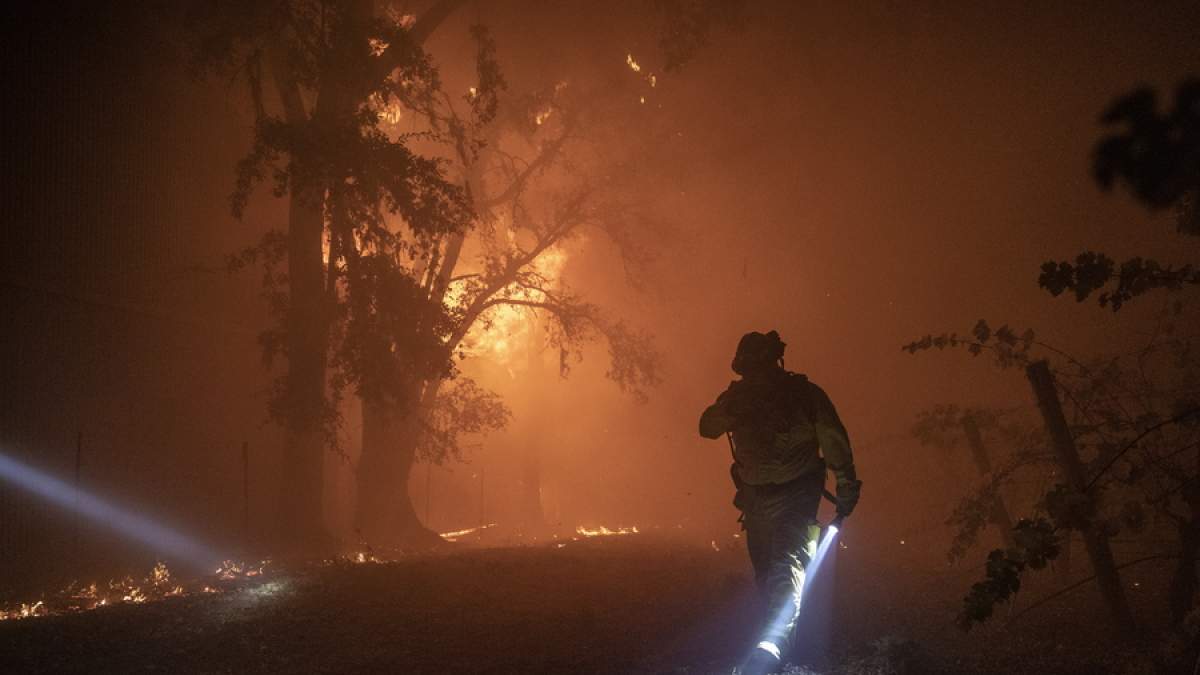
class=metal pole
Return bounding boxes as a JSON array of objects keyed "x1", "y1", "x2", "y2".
[
  {"x1": 479, "y1": 466, "x2": 485, "y2": 542},
  {"x1": 960, "y1": 414, "x2": 1015, "y2": 549},
  {"x1": 241, "y1": 441, "x2": 249, "y2": 548},
  {"x1": 425, "y1": 461, "x2": 431, "y2": 527},
  {"x1": 74, "y1": 430, "x2": 82, "y2": 558}
]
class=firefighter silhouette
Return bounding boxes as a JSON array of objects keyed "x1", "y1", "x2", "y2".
[{"x1": 699, "y1": 330, "x2": 861, "y2": 673}]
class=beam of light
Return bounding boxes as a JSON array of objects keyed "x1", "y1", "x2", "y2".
[
  {"x1": 747, "y1": 522, "x2": 842, "y2": 670},
  {"x1": 810, "y1": 524, "x2": 839, "y2": 573},
  {"x1": 0, "y1": 452, "x2": 223, "y2": 568}
]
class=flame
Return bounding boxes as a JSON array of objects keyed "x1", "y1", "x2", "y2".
[
  {"x1": 368, "y1": 92, "x2": 405, "y2": 127},
  {"x1": 457, "y1": 246, "x2": 569, "y2": 365},
  {"x1": 0, "y1": 560, "x2": 273, "y2": 622},
  {"x1": 625, "y1": 54, "x2": 658, "y2": 94},
  {"x1": 575, "y1": 525, "x2": 639, "y2": 537},
  {"x1": 387, "y1": 10, "x2": 416, "y2": 29},
  {"x1": 319, "y1": 550, "x2": 387, "y2": 565},
  {"x1": 439, "y1": 523, "x2": 497, "y2": 541},
  {"x1": 368, "y1": 38, "x2": 389, "y2": 57},
  {"x1": 0, "y1": 600, "x2": 47, "y2": 621}
]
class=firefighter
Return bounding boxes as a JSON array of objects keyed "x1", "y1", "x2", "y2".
[{"x1": 699, "y1": 330, "x2": 861, "y2": 674}]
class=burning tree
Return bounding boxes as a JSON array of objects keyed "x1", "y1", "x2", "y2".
[
  {"x1": 348, "y1": 27, "x2": 666, "y2": 547},
  {"x1": 186, "y1": 0, "x2": 738, "y2": 551}
]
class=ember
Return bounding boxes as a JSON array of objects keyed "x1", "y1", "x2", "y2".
[
  {"x1": 439, "y1": 523, "x2": 497, "y2": 541},
  {"x1": 0, "y1": 559, "x2": 273, "y2": 622},
  {"x1": 575, "y1": 525, "x2": 639, "y2": 537}
]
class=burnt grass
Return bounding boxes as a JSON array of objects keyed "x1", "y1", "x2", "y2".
[{"x1": 0, "y1": 533, "x2": 1187, "y2": 674}]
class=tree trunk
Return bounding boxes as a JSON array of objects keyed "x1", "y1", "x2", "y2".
[
  {"x1": 520, "y1": 323, "x2": 546, "y2": 533},
  {"x1": 1027, "y1": 360, "x2": 1136, "y2": 633},
  {"x1": 1169, "y1": 515, "x2": 1199, "y2": 623},
  {"x1": 382, "y1": 415, "x2": 442, "y2": 548},
  {"x1": 960, "y1": 413, "x2": 1015, "y2": 549},
  {"x1": 263, "y1": 25, "x2": 334, "y2": 551},
  {"x1": 1169, "y1": 479, "x2": 1200, "y2": 624},
  {"x1": 276, "y1": 185, "x2": 330, "y2": 550},
  {"x1": 1056, "y1": 530, "x2": 1073, "y2": 583},
  {"x1": 520, "y1": 443, "x2": 544, "y2": 533},
  {"x1": 355, "y1": 399, "x2": 395, "y2": 545},
  {"x1": 356, "y1": 383, "x2": 444, "y2": 549}
]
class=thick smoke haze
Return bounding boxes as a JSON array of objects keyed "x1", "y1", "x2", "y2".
[{"x1": 1, "y1": 4, "x2": 1198, "y2": 671}]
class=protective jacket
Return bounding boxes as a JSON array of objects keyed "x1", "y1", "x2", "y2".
[
  {"x1": 699, "y1": 370, "x2": 857, "y2": 492},
  {"x1": 700, "y1": 367, "x2": 860, "y2": 657}
]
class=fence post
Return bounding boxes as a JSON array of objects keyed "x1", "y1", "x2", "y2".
[
  {"x1": 241, "y1": 441, "x2": 249, "y2": 550},
  {"x1": 1026, "y1": 359, "x2": 1135, "y2": 632},
  {"x1": 960, "y1": 413, "x2": 1016, "y2": 549},
  {"x1": 74, "y1": 430, "x2": 82, "y2": 559},
  {"x1": 1057, "y1": 530, "x2": 1073, "y2": 582}
]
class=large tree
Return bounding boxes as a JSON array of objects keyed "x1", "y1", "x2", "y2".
[
  {"x1": 189, "y1": 0, "x2": 737, "y2": 550},
  {"x1": 190, "y1": 0, "x2": 469, "y2": 549},
  {"x1": 348, "y1": 34, "x2": 666, "y2": 546}
]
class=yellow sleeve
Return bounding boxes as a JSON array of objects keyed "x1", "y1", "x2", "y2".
[{"x1": 808, "y1": 382, "x2": 857, "y2": 487}]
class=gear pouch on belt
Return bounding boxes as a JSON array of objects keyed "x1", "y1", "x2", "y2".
[{"x1": 730, "y1": 463, "x2": 750, "y2": 513}]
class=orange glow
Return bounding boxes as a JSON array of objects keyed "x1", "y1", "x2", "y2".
[
  {"x1": 439, "y1": 523, "x2": 497, "y2": 540},
  {"x1": 575, "y1": 524, "x2": 639, "y2": 537},
  {"x1": 457, "y1": 246, "x2": 569, "y2": 366}
]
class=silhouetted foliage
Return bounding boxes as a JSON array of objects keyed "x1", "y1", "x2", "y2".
[
  {"x1": 907, "y1": 311, "x2": 1200, "y2": 628},
  {"x1": 902, "y1": 319, "x2": 1035, "y2": 368},
  {"x1": 959, "y1": 518, "x2": 1060, "y2": 629},
  {"x1": 1040, "y1": 78, "x2": 1200, "y2": 310},
  {"x1": 1038, "y1": 252, "x2": 1198, "y2": 311},
  {"x1": 912, "y1": 405, "x2": 1050, "y2": 562},
  {"x1": 1093, "y1": 79, "x2": 1200, "y2": 211}
]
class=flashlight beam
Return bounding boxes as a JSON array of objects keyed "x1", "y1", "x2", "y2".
[
  {"x1": 751, "y1": 521, "x2": 841, "y2": 664},
  {"x1": 0, "y1": 452, "x2": 222, "y2": 567}
]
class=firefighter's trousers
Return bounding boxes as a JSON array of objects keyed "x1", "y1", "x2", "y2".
[{"x1": 737, "y1": 470, "x2": 824, "y2": 654}]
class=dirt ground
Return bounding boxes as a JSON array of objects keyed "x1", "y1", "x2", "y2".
[{"x1": 0, "y1": 533, "x2": 1190, "y2": 674}]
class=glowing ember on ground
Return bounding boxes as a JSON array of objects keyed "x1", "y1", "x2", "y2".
[
  {"x1": 215, "y1": 559, "x2": 269, "y2": 580},
  {"x1": 0, "y1": 600, "x2": 47, "y2": 621},
  {"x1": 0, "y1": 559, "x2": 274, "y2": 622},
  {"x1": 343, "y1": 551, "x2": 384, "y2": 564},
  {"x1": 575, "y1": 525, "x2": 639, "y2": 537},
  {"x1": 439, "y1": 523, "x2": 497, "y2": 541}
]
